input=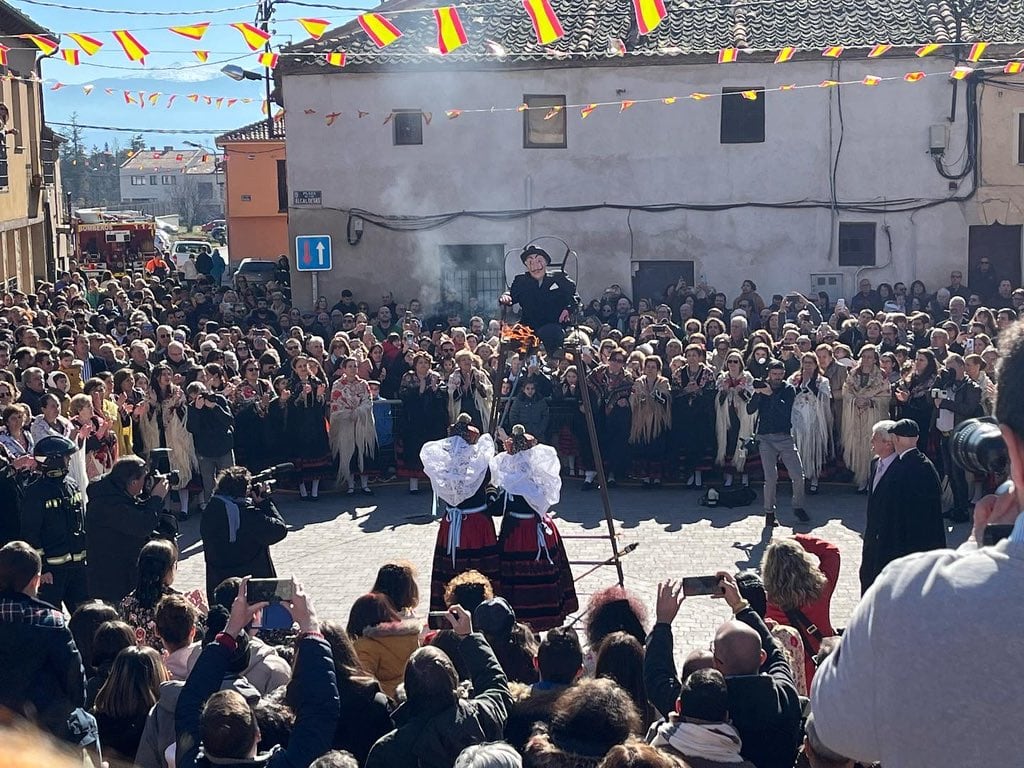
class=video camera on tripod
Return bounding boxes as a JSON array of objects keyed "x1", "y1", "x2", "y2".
[{"x1": 250, "y1": 463, "x2": 295, "y2": 496}]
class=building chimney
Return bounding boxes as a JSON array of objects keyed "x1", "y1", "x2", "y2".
[{"x1": 163, "y1": 145, "x2": 173, "y2": 153}]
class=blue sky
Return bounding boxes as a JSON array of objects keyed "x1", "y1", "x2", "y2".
[{"x1": 8, "y1": 0, "x2": 377, "y2": 144}]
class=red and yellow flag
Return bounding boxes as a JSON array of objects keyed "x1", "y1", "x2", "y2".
[
  {"x1": 0, "y1": 45, "x2": 8, "y2": 67},
  {"x1": 170, "y1": 23, "x2": 209, "y2": 41},
  {"x1": 862, "y1": 75, "x2": 881, "y2": 86},
  {"x1": 916, "y1": 43, "x2": 941, "y2": 57},
  {"x1": 966, "y1": 42, "x2": 987, "y2": 62},
  {"x1": 123, "y1": 90, "x2": 137, "y2": 105},
  {"x1": 434, "y1": 7, "x2": 467, "y2": 54},
  {"x1": 113, "y1": 30, "x2": 148, "y2": 62},
  {"x1": 580, "y1": 103, "x2": 597, "y2": 119},
  {"x1": 868, "y1": 44, "x2": 891, "y2": 58},
  {"x1": 689, "y1": 92, "x2": 709, "y2": 100},
  {"x1": 774, "y1": 46, "x2": 795, "y2": 63},
  {"x1": 82, "y1": 83, "x2": 93, "y2": 95},
  {"x1": 951, "y1": 66, "x2": 972, "y2": 80},
  {"x1": 61, "y1": 49, "x2": 80, "y2": 66},
  {"x1": 818, "y1": 80, "x2": 839, "y2": 88},
  {"x1": 631, "y1": 0, "x2": 666, "y2": 35},
  {"x1": 50, "y1": 82, "x2": 64, "y2": 90},
  {"x1": 661, "y1": 96, "x2": 676, "y2": 104},
  {"x1": 358, "y1": 13, "x2": 402, "y2": 48},
  {"x1": 258, "y1": 52, "x2": 279, "y2": 68},
  {"x1": 522, "y1": 0, "x2": 564, "y2": 45},
  {"x1": 297, "y1": 18, "x2": 330, "y2": 40},
  {"x1": 718, "y1": 47, "x2": 738, "y2": 63},
  {"x1": 779, "y1": 84, "x2": 796, "y2": 90},
  {"x1": 193, "y1": 50, "x2": 209, "y2": 63},
  {"x1": 325, "y1": 52, "x2": 346, "y2": 67},
  {"x1": 822, "y1": 46, "x2": 843, "y2": 58},
  {"x1": 445, "y1": 109, "x2": 461, "y2": 119},
  {"x1": 904, "y1": 71, "x2": 926, "y2": 82},
  {"x1": 166, "y1": 94, "x2": 177, "y2": 108},
  {"x1": 1004, "y1": 61, "x2": 1024, "y2": 74},
  {"x1": 65, "y1": 33, "x2": 103, "y2": 55},
  {"x1": 186, "y1": 94, "x2": 199, "y2": 103},
  {"x1": 231, "y1": 22, "x2": 271, "y2": 51},
  {"x1": 21, "y1": 35, "x2": 58, "y2": 55},
  {"x1": 741, "y1": 89, "x2": 758, "y2": 100},
  {"x1": 620, "y1": 99, "x2": 635, "y2": 111}
]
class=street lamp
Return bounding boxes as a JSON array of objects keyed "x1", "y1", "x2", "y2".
[{"x1": 220, "y1": 64, "x2": 262, "y2": 82}]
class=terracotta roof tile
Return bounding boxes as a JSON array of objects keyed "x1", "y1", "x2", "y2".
[{"x1": 215, "y1": 113, "x2": 286, "y2": 144}]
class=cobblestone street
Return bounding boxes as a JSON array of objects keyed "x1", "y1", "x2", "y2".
[{"x1": 175, "y1": 479, "x2": 969, "y2": 654}]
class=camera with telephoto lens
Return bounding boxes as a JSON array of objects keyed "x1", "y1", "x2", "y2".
[
  {"x1": 250, "y1": 462, "x2": 295, "y2": 496},
  {"x1": 146, "y1": 448, "x2": 180, "y2": 490},
  {"x1": 950, "y1": 417, "x2": 1009, "y2": 476}
]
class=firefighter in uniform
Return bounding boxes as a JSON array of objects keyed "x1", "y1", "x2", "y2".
[{"x1": 19, "y1": 436, "x2": 89, "y2": 612}]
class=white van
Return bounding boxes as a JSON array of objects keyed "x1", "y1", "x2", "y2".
[{"x1": 170, "y1": 240, "x2": 212, "y2": 270}]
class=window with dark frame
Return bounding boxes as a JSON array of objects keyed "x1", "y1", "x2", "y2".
[
  {"x1": 276, "y1": 159, "x2": 288, "y2": 212},
  {"x1": 393, "y1": 110, "x2": 423, "y2": 146},
  {"x1": 838, "y1": 222, "x2": 877, "y2": 266},
  {"x1": 1018, "y1": 113, "x2": 1024, "y2": 164},
  {"x1": 149, "y1": 175, "x2": 158, "y2": 185},
  {"x1": 523, "y1": 94, "x2": 567, "y2": 148},
  {"x1": 720, "y1": 87, "x2": 765, "y2": 144}
]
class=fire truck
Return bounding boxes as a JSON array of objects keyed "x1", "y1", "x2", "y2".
[{"x1": 71, "y1": 208, "x2": 174, "y2": 275}]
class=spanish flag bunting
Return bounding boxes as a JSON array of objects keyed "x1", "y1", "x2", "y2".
[
  {"x1": 297, "y1": 18, "x2": 330, "y2": 40},
  {"x1": 241, "y1": 98, "x2": 253, "y2": 104},
  {"x1": 50, "y1": 82, "x2": 64, "y2": 91},
  {"x1": 543, "y1": 105, "x2": 562, "y2": 120},
  {"x1": 82, "y1": 84, "x2": 94, "y2": 95},
  {"x1": 113, "y1": 30, "x2": 149, "y2": 62},
  {"x1": 822, "y1": 46, "x2": 843, "y2": 58},
  {"x1": 170, "y1": 23, "x2": 209, "y2": 41},
  {"x1": 203, "y1": 96, "x2": 212, "y2": 105},
  {"x1": 148, "y1": 92, "x2": 160, "y2": 105},
  {"x1": 862, "y1": 75, "x2": 881, "y2": 86},
  {"x1": 1004, "y1": 61, "x2": 1024, "y2": 74},
  {"x1": 166, "y1": 94, "x2": 177, "y2": 107},
  {"x1": 325, "y1": 52, "x2": 346, "y2": 67},
  {"x1": 966, "y1": 42, "x2": 987, "y2": 62},
  {"x1": 0, "y1": 45, "x2": 8, "y2": 66},
  {"x1": 304, "y1": 108, "x2": 317, "y2": 115},
  {"x1": 581, "y1": 103, "x2": 597, "y2": 119},
  {"x1": 21, "y1": 35, "x2": 58, "y2": 55},
  {"x1": 689, "y1": 92, "x2": 709, "y2": 100},
  {"x1": 779, "y1": 83, "x2": 796, "y2": 90},
  {"x1": 258, "y1": 52, "x2": 279, "y2": 68},
  {"x1": 904, "y1": 71, "x2": 925, "y2": 82},
  {"x1": 193, "y1": 50, "x2": 209, "y2": 63},
  {"x1": 522, "y1": 0, "x2": 564, "y2": 45},
  {"x1": 61, "y1": 49, "x2": 80, "y2": 66},
  {"x1": 608, "y1": 38, "x2": 627, "y2": 56},
  {"x1": 868, "y1": 44, "x2": 891, "y2": 58},
  {"x1": 741, "y1": 90, "x2": 757, "y2": 100},
  {"x1": 485, "y1": 39, "x2": 507, "y2": 57},
  {"x1": 718, "y1": 47, "x2": 738, "y2": 63},
  {"x1": 215, "y1": 98, "x2": 224, "y2": 109},
  {"x1": 818, "y1": 79, "x2": 839, "y2": 87},
  {"x1": 123, "y1": 90, "x2": 137, "y2": 105},
  {"x1": 187, "y1": 94, "x2": 199, "y2": 103},
  {"x1": 516, "y1": 103, "x2": 529, "y2": 112},
  {"x1": 358, "y1": 13, "x2": 402, "y2": 48},
  {"x1": 104, "y1": 88, "x2": 114, "y2": 95},
  {"x1": 951, "y1": 66, "x2": 972, "y2": 80},
  {"x1": 423, "y1": 112, "x2": 432, "y2": 125},
  {"x1": 774, "y1": 46, "x2": 795, "y2": 63},
  {"x1": 383, "y1": 112, "x2": 394, "y2": 126},
  {"x1": 66, "y1": 33, "x2": 103, "y2": 55},
  {"x1": 916, "y1": 43, "x2": 941, "y2": 57},
  {"x1": 662, "y1": 96, "x2": 677, "y2": 104},
  {"x1": 325, "y1": 111, "x2": 342, "y2": 126},
  {"x1": 232, "y1": 22, "x2": 271, "y2": 51},
  {"x1": 445, "y1": 109, "x2": 461, "y2": 119},
  {"x1": 620, "y1": 99, "x2": 635, "y2": 111},
  {"x1": 228, "y1": 98, "x2": 237, "y2": 107},
  {"x1": 261, "y1": 99, "x2": 269, "y2": 114},
  {"x1": 358, "y1": 110, "x2": 369, "y2": 118},
  {"x1": 631, "y1": 0, "x2": 667, "y2": 35},
  {"x1": 434, "y1": 7, "x2": 468, "y2": 54}
]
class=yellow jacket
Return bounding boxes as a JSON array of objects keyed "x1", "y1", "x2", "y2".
[{"x1": 353, "y1": 619, "x2": 421, "y2": 699}]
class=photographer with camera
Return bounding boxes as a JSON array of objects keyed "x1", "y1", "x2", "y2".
[
  {"x1": 200, "y1": 466, "x2": 287, "y2": 603},
  {"x1": 747, "y1": 361, "x2": 810, "y2": 528},
  {"x1": 810, "y1": 320, "x2": 1024, "y2": 767},
  {"x1": 85, "y1": 456, "x2": 176, "y2": 603},
  {"x1": 933, "y1": 354, "x2": 983, "y2": 523},
  {"x1": 186, "y1": 381, "x2": 235, "y2": 507}
]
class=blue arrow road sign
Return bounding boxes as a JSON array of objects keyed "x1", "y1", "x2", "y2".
[{"x1": 295, "y1": 235, "x2": 332, "y2": 272}]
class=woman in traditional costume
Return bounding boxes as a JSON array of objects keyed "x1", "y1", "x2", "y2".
[
  {"x1": 629, "y1": 355, "x2": 672, "y2": 487},
  {"x1": 842, "y1": 345, "x2": 891, "y2": 492},
  {"x1": 396, "y1": 352, "x2": 448, "y2": 495},
  {"x1": 788, "y1": 352, "x2": 832, "y2": 495},
  {"x1": 715, "y1": 351, "x2": 756, "y2": 487},
  {"x1": 329, "y1": 357, "x2": 377, "y2": 496},
  {"x1": 672, "y1": 344, "x2": 717, "y2": 489},
  {"x1": 136, "y1": 364, "x2": 198, "y2": 516},
  {"x1": 285, "y1": 354, "x2": 331, "y2": 502}
]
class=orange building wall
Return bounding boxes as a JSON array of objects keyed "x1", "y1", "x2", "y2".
[{"x1": 220, "y1": 139, "x2": 288, "y2": 263}]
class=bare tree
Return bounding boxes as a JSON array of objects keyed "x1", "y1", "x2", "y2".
[{"x1": 169, "y1": 176, "x2": 204, "y2": 228}]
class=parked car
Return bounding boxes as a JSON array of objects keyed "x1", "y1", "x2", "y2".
[
  {"x1": 210, "y1": 226, "x2": 227, "y2": 245},
  {"x1": 170, "y1": 240, "x2": 212, "y2": 270},
  {"x1": 201, "y1": 219, "x2": 226, "y2": 233},
  {"x1": 233, "y1": 258, "x2": 276, "y2": 288}
]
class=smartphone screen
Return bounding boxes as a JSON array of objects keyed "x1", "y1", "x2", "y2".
[
  {"x1": 427, "y1": 611, "x2": 451, "y2": 630},
  {"x1": 682, "y1": 576, "x2": 725, "y2": 597},
  {"x1": 246, "y1": 578, "x2": 295, "y2": 604}
]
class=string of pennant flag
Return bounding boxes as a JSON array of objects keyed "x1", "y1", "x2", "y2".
[{"x1": 2, "y1": 0, "x2": 1023, "y2": 68}]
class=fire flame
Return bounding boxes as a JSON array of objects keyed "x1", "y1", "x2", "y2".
[{"x1": 500, "y1": 323, "x2": 540, "y2": 353}]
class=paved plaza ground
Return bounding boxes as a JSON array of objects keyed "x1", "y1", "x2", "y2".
[{"x1": 174, "y1": 479, "x2": 969, "y2": 654}]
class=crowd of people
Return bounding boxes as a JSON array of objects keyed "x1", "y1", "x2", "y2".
[{"x1": 0, "y1": 251, "x2": 1020, "y2": 767}]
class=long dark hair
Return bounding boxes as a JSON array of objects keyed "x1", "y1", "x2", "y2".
[
  {"x1": 371, "y1": 562, "x2": 419, "y2": 614},
  {"x1": 594, "y1": 632, "x2": 650, "y2": 721},
  {"x1": 134, "y1": 539, "x2": 177, "y2": 609},
  {"x1": 346, "y1": 592, "x2": 401, "y2": 638},
  {"x1": 149, "y1": 363, "x2": 173, "y2": 402}
]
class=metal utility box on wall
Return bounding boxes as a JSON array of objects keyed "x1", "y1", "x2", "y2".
[{"x1": 810, "y1": 273, "x2": 844, "y2": 302}]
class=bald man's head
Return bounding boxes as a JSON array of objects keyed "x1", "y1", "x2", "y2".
[
  {"x1": 713, "y1": 620, "x2": 766, "y2": 676},
  {"x1": 681, "y1": 648, "x2": 715, "y2": 680}
]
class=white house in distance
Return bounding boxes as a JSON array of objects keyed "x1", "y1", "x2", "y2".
[
  {"x1": 278, "y1": 0, "x2": 1022, "y2": 310},
  {"x1": 119, "y1": 147, "x2": 223, "y2": 220}
]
